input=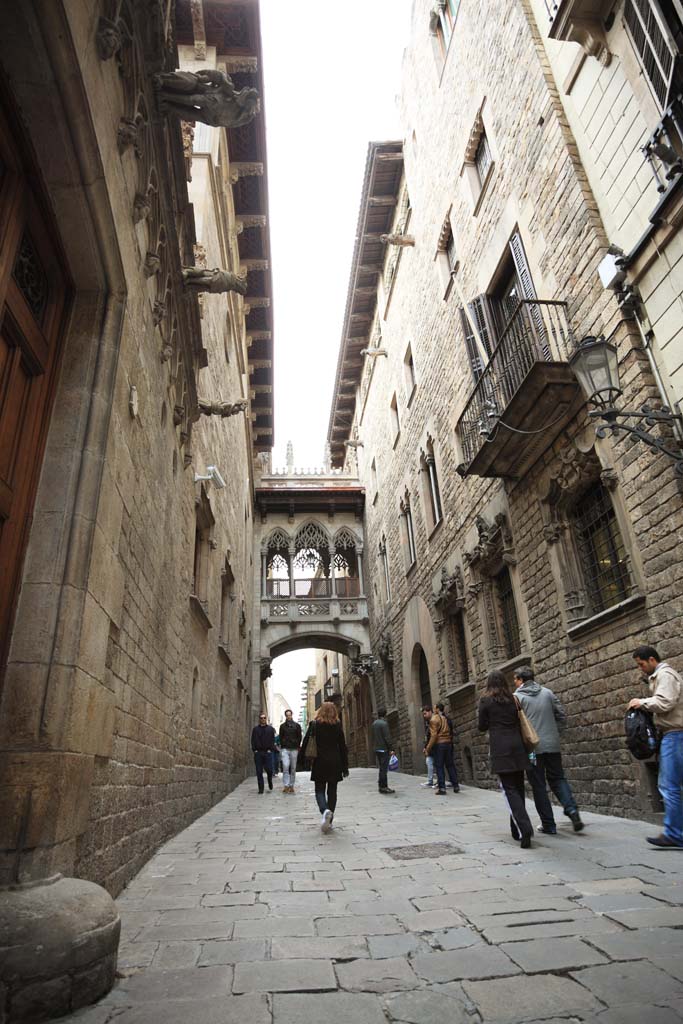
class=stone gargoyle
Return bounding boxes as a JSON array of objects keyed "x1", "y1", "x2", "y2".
[
  {"x1": 181, "y1": 266, "x2": 248, "y2": 296},
  {"x1": 153, "y1": 69, "x2": 260, "y2": 129}
]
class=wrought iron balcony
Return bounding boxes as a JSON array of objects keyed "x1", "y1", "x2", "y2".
[
  {"x1": 642, "y1": 93, "x2": 683, "y2": 197},
  {"x1": 456, "y1": 300, "x2": 581, "y2": 480}
]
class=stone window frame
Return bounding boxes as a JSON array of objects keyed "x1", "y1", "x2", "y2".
[
  {"x1": 404, "y1": 342, "x2": 417, "y2": 406},
  {"x1": 218, "y1": 555, "x2": 235, "y2": 666},
  {"x1": 463, "y1": 511, "x2": 530, "y2": 673},
  {"x1": 460, "y1": 100, "x2": 497, "y2": 216},
  {"x1": 190, "y1": 484, "x2": 215, "y2": 630},
  {"x1": 428, "y1": 0, "x2": 462, "y2": 72},
  {"x1": 538, "y1": 441, "x2": 646, "y2": 638},
  {"x1": 435, "y1": 207, "x2": 458, "y2": 300},
  {"x1": 419, "y1": 434, "x2": 444, "y2": 538},
  {"x1": 434, "y1": 562, "x2": 473, "y2": 696},
  {"x1": 370, "y1": 456, "x2": 379, "y2": 504},
  {"x1": 379, "y1": 533, "x2": 392, "y2": 605},
  {"x1": 399, "y1": 488, "x2": 418, "y2": 572},
  {"x1": 390, "y1": 392, "x2": 401, "y2": 447}
]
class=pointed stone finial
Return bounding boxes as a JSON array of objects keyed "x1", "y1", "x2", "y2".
[
  {"x1": 286, "y1": 441, "x2": 294, "y2": 473},
  {"x1": 323, "y1": 442, "x2": 331, "y2": 473}
]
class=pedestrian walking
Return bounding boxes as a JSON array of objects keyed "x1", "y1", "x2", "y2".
[
  {"x1": 371, "y1": 707, "x2": 395, "y2": 794},
  {"x1": 271, "y1": 729, "x2": 281, "y2": 777},
  {"x1": 425, "y1": 704, "x2": 457, "y2": 795},
  {"x1": 628, "y1": 645, "x2": 683, "y2": 849},
  {"x1": 251, "y1": 712, "x2": 275, "y2": 794},
  {"x1": 478, "y1": 670, "x2": 534, "y2": 847},
  {"x1": 513, "y1": 667, "x2": 583, "y2": 833},
  {"x1": 421, "y1": 705, "x2": 435, "y2": 787},
  {"x1": 279, "y1": 709, "x2": 302, "y2": 793},
  {"x1": 436, "y1": 702, "x2": 460, "y2": 792},
  {"x1": 300, "y1": 700, "x2": 349, "y2": 832}
]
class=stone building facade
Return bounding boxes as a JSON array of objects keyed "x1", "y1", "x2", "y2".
[
  {"x1": 0, "y1": 0, "x2": 272, "y2": 1017},
  {"x1": 328, "y1": 0, "x2": 683, "y2": 820}
]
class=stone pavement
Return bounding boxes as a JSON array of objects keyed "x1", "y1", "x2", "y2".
[{"x1": 65, "y1": 769, "x2": 683, "y2": 1024}]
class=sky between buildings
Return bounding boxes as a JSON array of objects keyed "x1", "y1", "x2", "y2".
[{"x1": 260, "y1": 0, "x2": 412, "y2": 716}]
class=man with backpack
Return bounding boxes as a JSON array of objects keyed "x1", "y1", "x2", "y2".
[
  {"x1": 629, "y1": 645, "x2": 683, "y2": 849},
  {"x1": 514, "y1": 667, "x2": 583, "y2": 833}
]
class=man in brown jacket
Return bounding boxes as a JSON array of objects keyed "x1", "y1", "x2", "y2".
[
  {"x1": 629, "y1": 645, "x2": 683, "y2": 849},
  {"x1": 425, "y1": 706, "x2": 459, "y2": 796}
]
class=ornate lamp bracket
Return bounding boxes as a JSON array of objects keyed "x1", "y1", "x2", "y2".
[{"x1": 590, "y1": 405, "x2": 683, "y2": 477}]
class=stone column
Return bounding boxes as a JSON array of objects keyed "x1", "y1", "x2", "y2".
[
  {"x1": 330, "y1": 545, "x2": 337, "y2": 598},
  {"x1": 357, "y1": 546, "x2": 365, "y2": 595}
]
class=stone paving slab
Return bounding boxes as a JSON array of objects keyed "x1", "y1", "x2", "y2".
[
  {"x1": 233, "y1": 957, "x2": 336, "y2": 993},
  {"x1": 56, "y1": 769, "x2": 683, "y2": 1024}
]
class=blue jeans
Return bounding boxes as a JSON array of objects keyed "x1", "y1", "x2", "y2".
[
  {"x1": 527, "y1": 751, "x2": 577, "y2": 821},
  {"x1": 254, "y1": 751, "x2": 272, "y2": 793},
  {"x1": 376, "y1": 750, "x2": 390, "y2": 789},
  {"x1": 425, "y1": 755, "x2": 434, "y2": 783},
  {"x1": 315, "y1": 781, "x2": 338, "y2": 814},
  {"x1": 434, "y1": 743, "x2": 459, "y2": 791},
  {"x1": 659, "y1": 730, "x2": 683, "y2": 844}
]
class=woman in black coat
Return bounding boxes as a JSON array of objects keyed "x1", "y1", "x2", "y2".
[
  {"x1": 478, "y1": 670, "x2": 534, "y2": 848},
  {"x1": 301, "y1": 701, "x2": 349, "y2": 833}
]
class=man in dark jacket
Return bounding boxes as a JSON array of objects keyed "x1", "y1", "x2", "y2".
[
  {"x1": 251, "y1": 712, "x2": 276, "y2": 794},
  {"x1": 279, "y1": 709, "x2": 302, "y2": 793},
  {"x1": 436, "y1": 702, "x2": 460, "y2": 793},
  {"x1": 514, "y1": 667, "x2": 583, "y2": 833},
  {"x1": 371, "y1": 707, "x2": 395, "y2": 794}
]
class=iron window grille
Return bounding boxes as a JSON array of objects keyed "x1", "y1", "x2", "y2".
[
  {"x1": 572, "y1": 482, "x2": 632, "y2": 615},
  {"x1": 474, "y1": 131, "x2": 492, "y2": 186},
  {"x1": 495, "y1": 566, "x2": 522, "y2": 660},
  {"x1": 449, "y1": 610, "x2": 470, "y2": 687},
  {"x1": 624, "y1": 0, "x2": 681, "y2": 110}
]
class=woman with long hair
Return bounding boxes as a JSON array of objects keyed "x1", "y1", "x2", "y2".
[
  {"x1": 300, "y1": 701, "x2": 349, "y2": 833},
  {"x1": 478, "y1": 670, "x2": 534, "y2": 848}
]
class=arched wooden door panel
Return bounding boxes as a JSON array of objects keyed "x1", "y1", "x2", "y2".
[{"x1": 0, "y1": 98, "x2": 69, "y2": 674}]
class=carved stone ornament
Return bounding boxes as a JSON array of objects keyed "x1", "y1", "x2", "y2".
[
  {"x1": 117, "y1": 117, "x2": 139, "y2": 154},
  {"x1": 434, "y1": 564, "x2": 465, "y2": 612},
  {"x1": 160, "y1": 343, "x2": 173, "y2": 363},
  {"x1": 380, "y1": 233, "x2": 415, "y2": 247},
  {"x1": 377, "y1": 634, "x2": 393, "y2": 664},
  {"x1": 181, "y1": 266, "x2": 248, "y2": 296},
  {"x1": 197, "y1": 397, "x2": 248, "y2": 418},
  {"x1": 144, "y1": 252, "x2": 161, "y2": 278},
  {"x1": 601, "y1": 467, "x2": 619, "y2": 491},
  {"x1": 133, "y1": 192, "x2": 152, "y2": 223},
  {"x1": 463, "y1": 513, "x2": 515, "y2": 574},
  {"x1": 152, "y1": 299, "x2": 166, "y2": 326},
  {"x1": 153, "y1": 69, "x2": 260, "y2": 129},
  {"x1": 96, "y1": 16, "x2": 122, "y2": 61}
]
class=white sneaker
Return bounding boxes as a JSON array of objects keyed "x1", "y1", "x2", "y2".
[
  {"x1": 321, "y1": 809, "x2": 333, "y2": 833},
  {"x1": 421, "y1": 781, "x2": 434, "y2": 787}
]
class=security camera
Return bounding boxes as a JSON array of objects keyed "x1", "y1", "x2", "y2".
[
  {"x1": 194, "y1": 465, "x2": 226, "y2": 489},
  {"x1": 207, "y1": 465, "x2": 226, "y2": 489}
]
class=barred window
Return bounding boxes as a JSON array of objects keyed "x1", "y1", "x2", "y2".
[
  {"x1": 448, "y1": 610, "x2": 470, "y2": 688},
  {"x1": 495, "y1": 566, "x2": 521, "y2": 660},
  {"x1": 474, "y1": 131, "x2": 492, "y2": 186},
  {"x1": 572, "y1": 482, "x2": 632, "y2": 615}
]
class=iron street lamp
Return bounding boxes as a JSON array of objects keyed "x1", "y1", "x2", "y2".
[{"x1": 569, "y1": 334, "x2": 683, "y2": 476}]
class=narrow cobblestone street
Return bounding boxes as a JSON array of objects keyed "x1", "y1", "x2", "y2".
[{"x1": 64, "y1": 770, "x2": 683, "y2": 1024}]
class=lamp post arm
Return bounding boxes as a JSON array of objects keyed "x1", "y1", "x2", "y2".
[{"x1": 590, "y1": 408, "x2": 683, "y2": 477}]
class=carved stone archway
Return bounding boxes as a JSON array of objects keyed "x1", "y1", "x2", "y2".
[{"x1": 400, "y1": 594, "x2": 441, "y2": 769}]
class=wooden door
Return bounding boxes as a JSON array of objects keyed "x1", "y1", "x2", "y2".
[{"x1": 0, "y1": 99, "x2": 68, "y2": 674}]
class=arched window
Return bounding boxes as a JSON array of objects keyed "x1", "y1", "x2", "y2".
[
  {"x1": 265, "y1": 529, "x2": 290, "y2": 598},
  {"x1": 293, "y1": 522, "x2": 331, "y2": 598}
]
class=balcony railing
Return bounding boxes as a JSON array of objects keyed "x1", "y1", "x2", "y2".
[
  {"x1": 265, "y1": 577, "x2": 361, "y2": 599},
  {"x1": 456, "y1": 300, "x2": 575, "y2": 470},
  {"x1": 642, "y1": 93, "x2": 683, "y2": 194}
]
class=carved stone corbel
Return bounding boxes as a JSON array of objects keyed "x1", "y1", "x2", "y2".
[
  {"x1": 197, "y1": 397, "x2": 248, "y2": 418},
  {"x1": 96, "y1": 17, "x2": 122, "y2": 61}
]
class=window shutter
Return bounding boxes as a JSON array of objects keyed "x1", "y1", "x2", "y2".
[
  {"x1": 468, "y1": 294, "x2": 497, "y2": 357},
  {"x1": 509, "y1": 231, "x2": 550, "y2": 359},
  {"x1": 508, "y1": 231, "x2": 537, "y2": 301},
  {"x1": 459, "y1": 306, "x2": 485, "y2": 382}
]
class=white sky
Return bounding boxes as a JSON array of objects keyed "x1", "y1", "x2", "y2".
[{"x1": 260, "y1": 0, "x2": 412, "y2": 715}]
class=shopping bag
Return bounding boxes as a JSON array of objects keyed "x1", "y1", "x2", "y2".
[{"x1": 388, "y1": 753, "x2": 399, "y2": 771}]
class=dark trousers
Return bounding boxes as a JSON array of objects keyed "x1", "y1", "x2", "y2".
[
  {"x1": 315, "y1": 781, "x2": 338, "y2": 814},
  {"x1": 526, "y1": 752, "x2": 577, "y2": 828},
  {"x1": 254, "y1": 751, "x2": 273, "y2": 793},
  {"x1": 500, "y1": 770, "x2": 533, "y2": 840},
  {"x1": 434, "y1": 743, "x2": 459, "y2": 791},
  {"x1": 376, "y1": 750, "x2": 390, "y2": 789}
]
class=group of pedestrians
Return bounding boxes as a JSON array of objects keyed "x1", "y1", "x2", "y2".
[{"x1": 252, "y1": 644, "x2": 683, "y2": 850}]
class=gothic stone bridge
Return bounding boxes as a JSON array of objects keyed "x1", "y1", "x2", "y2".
[{"x1": 251, "y1": 461, "x2": 372, "y2": 703}]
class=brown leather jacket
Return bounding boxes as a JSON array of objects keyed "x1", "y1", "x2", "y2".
[{"x1": 425, "y1": 712, "x2": 450, "y2": 754}]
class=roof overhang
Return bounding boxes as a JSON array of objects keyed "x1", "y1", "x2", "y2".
[
  {"x1": 177, "y1": 0, "x2": 275, "y2": 454},
  {"x1": 326, "y1": 140, "x2": 404, "y2": 466}
]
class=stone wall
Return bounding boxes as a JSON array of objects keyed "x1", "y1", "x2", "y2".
[{"x1": 345, "y1": 0, "x2": 683, "y2": 819}]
